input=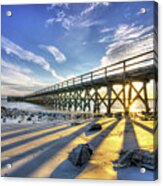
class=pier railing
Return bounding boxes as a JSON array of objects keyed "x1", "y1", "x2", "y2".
[{"x1": 25, "y1": 50, "x2": 157, "y2": 98}]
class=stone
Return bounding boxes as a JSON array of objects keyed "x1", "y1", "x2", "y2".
[
  {"x1": 115, "y1": 112, "x2": 122, "y2": 119},
  {"x1": 71, "y1": 121, "x2": 82, "y2": 126},
  {"x1": 114, "y1": 149, "x2": 158, "y2": 170},
  {"x1": 68, "y1": 144, "x2": 93, "y2": 166},
  {"x1": 88, "y1": 124, "x2": 102, "y2": 131},
  {"x1": 3, "y1": 118, "x2": 6, "y2": 123},
  {"x1": 27, "y1": 117, "x2": 32, "y2": 121}
]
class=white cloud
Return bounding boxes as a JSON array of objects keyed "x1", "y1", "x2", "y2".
[
  {"x1": 40, "y1": 45, "x2": 66, "y2": 63},
  {"x1": 114, "y1": 24, "x2": 154, "y2": 41},
  {"x1": 45, "y1": 12, "x2": 102, "y2": 30},
  {"x1": 1, "y1": 59, "x2": 51, "y2": 96},
  {"x1": 100, "y1": 27, "x2": 114, "y2": 33},
  {"x1": 45, "y1": 2, "x2": 109, "y2": 30},
  {"x1": 2, "y1": 36, "x2": 64, "y2": 81},
  {"x1": 98, "y1": 35, "x2": 114, "y2": 43},
  {"x1": 98, "y1": 24, "x2": 154, "y2": 44},
  {"x1": 45, "y1": 12, "x2": 75, "y2": 30},
  {"x1": 81, "y1": 2, "x2": 110, "y2": 16},
  {"x1": 47, "y1": 3, "x2": 69, "y2": 11},
  {"x1": 2, "y1": 60, "x2": 32, "y2": 74},
  {"x1": 100, "y1": 24, "x2": 155, "y2": 67}
]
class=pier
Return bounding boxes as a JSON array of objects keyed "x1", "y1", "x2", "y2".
[{"x1": 9, "y1": 50, "x2": 158, "y2": 114}]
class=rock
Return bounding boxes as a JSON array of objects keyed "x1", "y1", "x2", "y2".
[
  {"x1": 27, "y1": 117, "x2": 32, "y2": 121},
  {"x1": 38, "y1": 115, "x2": 42, "y2": 119},
  {"x1": 114, "y1": 149, "x2": 158, "y2": 170},
  {"x1": 95, "y1": 114, "x2": 103, "y2": 118},
  {"x1": 75, "y1": 114, "x2": 82, "y2": 119},
  {"x1": 88, "y1": 124, "x2": 102, "y2": 131},
  {"x1": 105, "y1": 113, "x2": 113, "y2": 117},
  {"x1": 3, "y1": 118, "x2": 6, "y2": 123},
  {"x1": 71, "y1": 121, "x2": 82, "y2": 126},
  {"x1": 30, "y1": 114, "x2": 34, "y2": 117},
  {"x1": 1, "y1": 106, "x2": 6, "y2": 112},
  {"x1": 68, "y1": 144, "x2": 93, "y2": 166},
  {"x1": 115, "y1": 112, "x2": 122, "y2": 119}
]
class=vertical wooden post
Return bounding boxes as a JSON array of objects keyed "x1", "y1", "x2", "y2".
[
  {"x1": 94, "y1": 87, "x2": 99, "y2": 113},
  {"x1": 123, "y1": 61, "x2": 127, "y2": 114},
  {"x1": 107, "y1": 85, "x2": 112, "y2": 114},
  {"x1": 74, "y1": 90, "x2": 77, "y2": 111},
  {"x1": 128, "y1": 82, "x2": 132, "y2": 112},
  {"x1": 83, "y1": 89, "x2": 87, "y2": 112},
  {"x1": 155, "y1": 79, "x2": 158, "y2": 116},
  {"x1": 143, "y1": 81, "x2": 149, "y2": 113}
]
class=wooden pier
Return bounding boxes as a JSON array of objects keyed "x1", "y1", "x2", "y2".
[{"x1": 9, "y1": 50, "x2": 158, "y2": 114}]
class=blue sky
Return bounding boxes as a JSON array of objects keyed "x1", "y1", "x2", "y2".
[{"x1": 1, "y1": 2, "x2": 157, "y2": 96}]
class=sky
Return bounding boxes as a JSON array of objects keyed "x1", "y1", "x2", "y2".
[{"x1": 1, "y1": 1, "x2": 157, "y2": 96}]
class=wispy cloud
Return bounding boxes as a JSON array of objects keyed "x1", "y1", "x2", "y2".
[
  {"x1": 98, "y1": 24, "x2": 154, "y2": 44},
  {"x1": 39, "y1": 45, "x2": 66, "y2": 63},
  {"x1": 45, "y1": 2, "x2": 109, "y2": 30},
  {"x1": 100, "y1": 27, "x2": 114, "y2": 33},
  {"x1": 1, "y1": 59, "x2": 51, "y2": 96},
  {"x1": 2, "y1": 36, "x2": 64, "y2": 81},
  {"x1": 47, "y1": 3, "x2": 69, "y2": 11},
  {"x1": 2, "y1": 60, "x2": 32, "y2": 74},
  {"x1": 80, "y1": 2, "x2": 110, "y2": 16},
  {"x1": 100, "y1": 24, "x2": 155, "y2": 66},
  {"x1": 45, "y1": 12, "x2": 76, "y2": 30},
  {"x1": 45, "y1": 12, "x2": 102, "y2": 30}
]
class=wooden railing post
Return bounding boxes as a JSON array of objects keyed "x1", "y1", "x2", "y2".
[
  {"x1": 91, "y1": 72, "x2": 93, "y2": 81},
  {"x1": 123, "y1": 61, "x2": 127, "y2": 114}
]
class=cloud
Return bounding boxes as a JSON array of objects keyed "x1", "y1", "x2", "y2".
[
  {"x1": 81, "y1": 2, "x2": 110, "y2": 16},
  {"x1": 98, "y1": 35, "x2": 114, "y2": 43},
  {"x1": 2, "y1": 36, "x2": 64, "y2": 81},
  {"x1": 47, "y1": 3, "x2": 69, "y2": 11},
  {"x1": 1, "y1": 59, "x2": 51, "y2": 96},
  {"x1": 45, "y1": 2, "x2": 108, "y2": 30},
  {"x1": 100, "y1": 27, "x2": 114, "y2": 33},
  {"x1": 40, "y1": 45, "x2": 66, "y2": 63},
  {"x1": 45, "y1": 12, "x2": 102, "y2": 30},
  {"x1": 98, "y1": 24, "x2": 154, "y2": 44},
  {"x1": 100, "y1": 24, "x2": 155, "y2": 66},
  {"x1": 2, "y1": 60, "x2": 32, "y2": 74}
]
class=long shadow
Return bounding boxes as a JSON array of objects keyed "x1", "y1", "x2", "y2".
[
  {"x1": 131, "y1": 119, "x2": 154, "y2": 134},
  {"x1": 121, "y1": 117, "x2": 139, "y2": 151},
  {"x1": 116, "y1": 116, "x2": 142, "y2": 180},
  {"x1": 100, "y1": 119, "x2": 116, "y2": 126},
  {"x1": 2, "y1": 124, "x2": 59, "y2": 141},
  {"x1": 2, "y1": 125, "x2": 73, "y2": 152},
  {"x1": 1, "y1": 120, "x2": 92, "y2": 152},
  {"x1": 1, "y1": 120, "x2": 93, "y2": 168},
  {"x1": 50, "y1": 118, "x2": 121, "y2": 179},
  {"x1": 6, "y1": 119, "x2": 99, "y2": 177},
  {"x1": 1, "y1": 124, "x2": 33, "y2": 133}
]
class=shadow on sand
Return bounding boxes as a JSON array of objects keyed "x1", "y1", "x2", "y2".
[{"x1": 50, "y1": 118, "x2": 121, "y2": 178}]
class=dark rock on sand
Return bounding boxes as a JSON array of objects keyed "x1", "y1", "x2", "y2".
[
  {"x1": 71, "y1": 121, "x2": 82, "y2": 126},
  {"x1": 114, "y1": 112, "x2": 122, "y2": 119},
  {"x1": 68, "y1": 144, "x2": 93, "y2": 166},
  {"x1": 3, "y1": 118, "x2": 6, "y2": 123},
  {"x1": 27, "y1": 117, "x2": 32, "y2": 121},
  {"x1": 88, "y1": 124, "x2": 102, "y2": 131},
  {"x1": 114, "y1": 149, "x2": 158, "y2": 170}
]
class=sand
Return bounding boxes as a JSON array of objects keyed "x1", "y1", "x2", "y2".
[{"x1": 1, "y1": 114, "x2": 157, "y2": 180}]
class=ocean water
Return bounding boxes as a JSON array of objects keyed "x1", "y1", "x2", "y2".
[{"x1": 1, "y1": 99, "x2": 155, "y2": 113}]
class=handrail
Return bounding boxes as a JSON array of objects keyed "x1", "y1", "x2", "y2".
[{"x1": 25, "y1": 50, "x2": 157, "y2": 98}]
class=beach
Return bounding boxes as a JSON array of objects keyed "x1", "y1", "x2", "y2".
[{"x1": 1, "y1": 103, "x2": 157, "y2": 180}]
